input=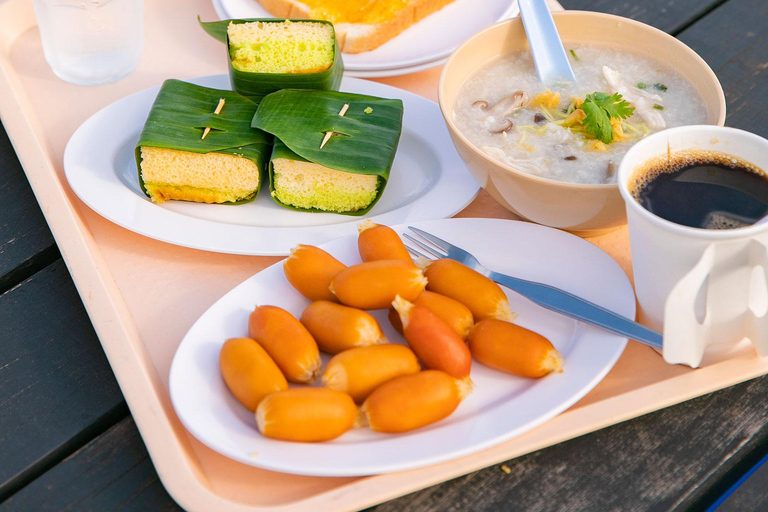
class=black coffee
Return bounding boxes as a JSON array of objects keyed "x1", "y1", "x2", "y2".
[{"x1": 630, "y1": 150, "x2": 768, "y2": 229}]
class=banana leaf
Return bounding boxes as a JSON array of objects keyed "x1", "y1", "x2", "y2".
[
  {"x1": 135, "y1": 79, "x2": 272, "y2": 204},
  {"x1": 199, "y1": 17, "x2": 343, "y2": 101},
  {"x1": 254, "y1": 89, "x2": 404, "y2": 215}
]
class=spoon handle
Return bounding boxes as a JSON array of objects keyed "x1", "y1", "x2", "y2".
[{"x1": 518, "y1": 0, "x2": 576, "y2": 84}]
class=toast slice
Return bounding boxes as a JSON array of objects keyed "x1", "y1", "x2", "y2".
[{"x1": 255, "y1": 0, "x2": 456, "y2": 53}]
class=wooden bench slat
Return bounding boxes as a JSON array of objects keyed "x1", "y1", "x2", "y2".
[
  {"x1": 0, "y1": 417, "x2": 181, "y2": 512},
  {"x1": 0, "y1": 122, "x2": 57, "y2": 293},
  {"x1": 558, "y1": 0, "x2": 725, "y2": 34},
  {"x1": 0, "y1": 261, "x2": 125, "y2": 500},
  {"x1": 678, "y1": 0, "x2": 768, "y2": 137}
]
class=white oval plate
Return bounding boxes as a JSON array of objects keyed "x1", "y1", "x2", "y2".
[
  {"x1": 169, "y1": 218, "x2": 632, "y2": 476},
  {"x1": 64, "y1": 75, "x2": 479, "y2": 255},
  {"x1": 213, "y1": 0, "x2": 518, "y2": 72}
]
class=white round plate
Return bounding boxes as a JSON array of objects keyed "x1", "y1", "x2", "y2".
[
  {"x1": 64, "y1": 75, "x2": 479, "y2": 255},
  {"x1": 168, "y1": 218, "x2": 633, "y2": 476},
  {"x1": 214, "y1": 0, "x2": 518, "y2": 72}
]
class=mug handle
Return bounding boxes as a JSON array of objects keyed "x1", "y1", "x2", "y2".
[
  {"x1": 663, "y1": 239, "x2": 768, "y2": 368},
  {"x1": 662, "y1": 245, "x2": 716, "y2": 368},
  {"x1": 746, "y1": 239, "x2": 768, "y2": 358}
]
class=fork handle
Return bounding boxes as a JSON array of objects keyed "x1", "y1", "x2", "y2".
[{"x1": 488, "y1": 271, "x2": 664, "y2": 350}]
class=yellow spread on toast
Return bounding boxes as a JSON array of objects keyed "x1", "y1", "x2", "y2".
[{"x1": 304, "y1": 0, "x2": 410, "y2": 24}]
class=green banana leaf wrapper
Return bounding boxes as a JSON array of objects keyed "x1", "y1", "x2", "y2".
[
  {"x1": 254, "y1": 89, "x2": 404, "y2": 215},
  {"x1": 135, "y1": 79, "x2": 272, "y2": 204},
  {"x1": 199, "y1": 18, "x2": 344, "y2": 101}
]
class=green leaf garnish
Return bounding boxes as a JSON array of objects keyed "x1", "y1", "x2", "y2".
[
  {"x1": 569, "y1": 49, "x2": 580, "y2": 62},
  {"x1": 653, "y1": 104, "x2": 665, "y2": 110},
  {"x1": 581, "y1": 92, "x2": 635, "y2": 144},
  {"x1": 653, "y1": 83, "x2": 668, "y2": 92},
  {"x1": 637, "y1": 82, "x2": 647, "y2": 89},
  {"x1": 581, "y1": 101, "x2": 613, "y2": 143}
]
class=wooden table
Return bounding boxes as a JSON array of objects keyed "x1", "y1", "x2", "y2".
[{"x1": 0, "y1": 0, "x2": 767, "y2": 510}]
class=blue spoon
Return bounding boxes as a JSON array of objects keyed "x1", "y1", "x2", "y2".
[{"x1": 518, "y1": 0, "x2": 576, "y2": 84}]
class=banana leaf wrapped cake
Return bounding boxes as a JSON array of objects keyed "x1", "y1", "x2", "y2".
[
  {"x1": 135, "y1": 79, "x2": 271, "y2": 204},
  {"x1": 253, "y1": 89, "x2": 404, "y2": 215},
  {"x1": 200, "y1": 18, "x2": 344, "y2": 100}
]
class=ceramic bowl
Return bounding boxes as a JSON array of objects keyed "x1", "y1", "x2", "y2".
[{"x1": 438, "y1": 12, "x2": 726, "y2": 236}]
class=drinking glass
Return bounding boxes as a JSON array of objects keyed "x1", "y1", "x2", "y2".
[{"x1": 32, "y1": 0, "x2": 144, "y2": 86}]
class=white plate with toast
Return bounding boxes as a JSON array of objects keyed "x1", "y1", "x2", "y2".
[
  {"x1": 168, "y1": 217, "x2": 633, "y2": 476},
  {"x1": 63, "y1": 75, "x2": 479, "y2": 256},
  {"x1": 214, "y1": 0, "x2": 519, "y2": 74}
]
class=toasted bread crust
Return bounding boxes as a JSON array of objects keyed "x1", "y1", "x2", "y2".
[{"x1": 254, "y1": 0, "x2": 455, "y2": 53}]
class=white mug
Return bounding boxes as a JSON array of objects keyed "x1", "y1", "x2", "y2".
[{"x1": 618, "y1": 125, "x2": 768, "y2": 368}]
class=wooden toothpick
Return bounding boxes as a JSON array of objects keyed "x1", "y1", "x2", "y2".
[
  {"x1": 201, "y1": 98, "x2": 226, "y2": 140},
  {"x1": 320, "y1": 103, "x2": 350, "y2": 149}
]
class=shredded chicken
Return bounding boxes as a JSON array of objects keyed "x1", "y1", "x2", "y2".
[
  {"x1": 602, "y1": 66, "x2": 666, "y2": 130},
  {"x1": 481, "y1": 146, "x2": 543, "y2": 175}
]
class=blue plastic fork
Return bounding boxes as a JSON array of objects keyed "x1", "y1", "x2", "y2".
[{"x1": 404, "y1": 226, "x2": 663, "y2": 350}]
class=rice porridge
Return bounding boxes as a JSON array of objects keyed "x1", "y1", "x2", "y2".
[{"x1": 453, "y1": 45, "x2": 709, "y2": 184}]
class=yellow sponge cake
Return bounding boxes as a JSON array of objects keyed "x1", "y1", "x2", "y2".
[
  {"x1": 272, "y1": 157, "x2": 380, "y2": 213},
  {"x1": 135, "y1": 80, "x2": 271, "y2": 205},
  {"x1": 228, "y1": 20, "x2": 335, "y2": 74},
  {"x1": 200, "y1": 18, "x2": 344, "y2": 99},
  {"x1": 139, "y1": 148, "x2": 262, "y2": 204},
  {"x1": 253, "y1": 90, "x2": 404, "y2": 215}
]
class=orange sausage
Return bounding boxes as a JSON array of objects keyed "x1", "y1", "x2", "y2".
[
  {"x1": 300, "y1": 300, "x2": 386, "y2": 354},
  {"x1": 283, "y1": 244, "x2": 346, "y2": 302},
  {"x1": 388, "y1": 290, "x2": 474, "y2": 340},
  {"x1": 322, "y1": 344, "x2": 421, "y2": 403},
  {"x1": 357, "y1": 220, "x2": 413, "y2": 264},
  {"x1": 361, "y1": 370, "x2": 472, "y2": 433},
  {"x1": 423, "y1": 259, "x2": 515, "y2": 322},
  {"x1": 219, "y1": 338, "x2": 288, "y2": 412},
  {"x1": 330, "y1": 260, "x2": 427, "y2": 310},
  {"x1": 468, "y1": 319, "x2": 563, "y2": 378},
  {"x1": 256, "y1": 388, "x2": 358, "y2": 442},
  {"x1": 248, "y1": 305, "x2": 322, "y2": 384},
  {"x1": 391, "y1": 296, "x2": 472, "y2": 379}
]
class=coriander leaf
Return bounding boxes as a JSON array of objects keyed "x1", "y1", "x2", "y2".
[
  {"x1": 653, "y1": 83, "x2": 668, "y2": 92},
  {"x1": 637, "y1": 82, "x2": 647, "y2": 89},
  {"x1": 581, "y1": 100, "x2": 613, "y2": 143},
  {"x1": 570, "y1": 49, "x2": 580, "y2": 62},
  {"x1": 653, "y1": 104, "x2": 664, "y2": 110},
  {"x1": 586, "y1": 92, "x2": 635, "y2": 120}
]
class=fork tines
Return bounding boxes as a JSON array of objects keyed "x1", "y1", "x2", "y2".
[{"x1": 403, "y1": 227, "x2": 449, "y2": 261}]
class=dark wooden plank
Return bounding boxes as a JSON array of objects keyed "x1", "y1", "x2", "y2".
[
  {"x1": 0, "y1": 417, "x2": 181, "y2": 512},
  {"x1": 677, "y1": 0, "x2": 768, "y2": 137},
  {"x1": 717, "y1": 456, "x2": 768, "y2": 512},
  {"x1": 0, "y1": 260, "x2": 126, "y2": 501},
  {"x1": 0, "y1": 121, "x2": 58, "y2": 293},
  {"x1": 368, "y1": 375, "x2": 768, "y2": 512},
  {"x1": 558, "y1": 0, "x2": 726, "y2": 34}
]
